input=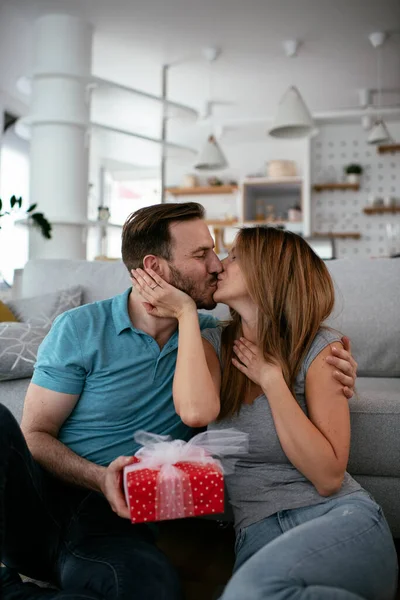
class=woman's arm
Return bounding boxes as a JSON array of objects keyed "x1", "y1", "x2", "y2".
[
  {"x1": 130, "y1": 267, "x2": 221, "y2": 427},
  {"x1": 232, "y1": 338, "x2": 349, "y2": 496},
  {"x1": 173, "y1": 312, "x2": 221, "y2": 426},
  {"x1": 264, "y1": 343, "x2": 349, "y2": 496}
]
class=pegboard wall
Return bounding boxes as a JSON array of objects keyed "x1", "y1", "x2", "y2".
[{"x1": 311, "y1": 122, "x2": 400, "y2": 258}]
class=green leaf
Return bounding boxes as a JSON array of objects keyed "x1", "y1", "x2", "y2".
[
  {"x1": 26, "y1": 203, "x2": 37, "y2": 213},
  {"x1": 17, "y1": 196, "x2": 22, "y2": 209},
  {"x1": 10, "y1": 195, "x2": 17, "y2": 208},
  {"x1": 0, "y1": 198, "x2": 2, "y2": 212},
  {"x1": 31, "y1": 212, "x2": 52, "y2": 240}
]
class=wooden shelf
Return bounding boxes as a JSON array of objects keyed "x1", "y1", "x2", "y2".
[
  {"x1": 205, "y1": 219, "x2": 239, "y2": 227},
  {"x1": 243, "y1": 177, "x2": 302, "y2": 186},
  {"x1": 313, "y1": 232, "x2": 361, "y2": 239},
  {"x1": 377, "y1": 144, "x2": 400, "y2": 155},
  {"x1": 243, "y1": 219, "x2": 301, "y2": 226},
  {"x1": 363, "y1": 207, "x2": 400, "y2": 215},
  {"x1": 205, "y1": 219, "x2": 303, "y2": 231},
  {"x1": 166, "y1": 185, "x2": 238, "y2": 196},
  {"x1": 313, "y1": 183, "x2": 360, "y2": 193}
]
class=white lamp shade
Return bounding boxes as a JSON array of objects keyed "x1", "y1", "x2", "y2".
[
  {"x1": 194, "y1": 135, "x2": 228, "y2": 170},
  {"x1": 268, "y1": 86, "x2": 316, "y2": 139},
  {"x1": 367, "y1": 119, "x2": 392, "y2": 145}
]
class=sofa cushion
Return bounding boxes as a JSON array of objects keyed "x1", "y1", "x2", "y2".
[
  {"x1": 6, "y1": 286, "x2": 83, "y2": 328},
  {"x1": 0, "y1": 377, "x2": 30, "y2": 421},
  {"x1": 0, "y1": 300, "x2": 18, "y2": 322},
  {"x1": 347, "y1": 377, "x2": 400, "y2": 478},
  {"x1": 0, "y1": 323, "x2": 49, "y2": 382},
  {"x1": 208, "y1": 259, "x2": 400, "y2": 377},
  {"x1": 21, "y1": 259, "x2": 131, "y2": 304},
  {"x1": 0, "y1": 286, "x2": 83, "y2": 382},
  {"x1": 326, "y1": 258, "x2": 400, "y2": 377}
]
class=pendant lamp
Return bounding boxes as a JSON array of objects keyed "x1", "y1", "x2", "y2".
[
  {"x1": 194, "y1": 135, "x2": 228, "y2": 170},
  {"x1": 268, "y1": 86, "x2": 316, "y2": 139},
  {"x1": 195, "y1": 47, "x2": 228, "y2": 171},
  {"x1": 367, "y1": 32, "x2": 392, "y2": 145},
  {"x1": 367, "y1": 119, "x2": 392, "y2": 145}
]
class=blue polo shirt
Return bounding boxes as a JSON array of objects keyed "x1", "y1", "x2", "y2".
[{"x1": 32, "y1": 288, "x2": 218, "y2": 466}]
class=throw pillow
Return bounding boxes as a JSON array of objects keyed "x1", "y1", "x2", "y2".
[
  {"x1": 0, "y1": 285, "x2": 83, "y2": 381},
  {"x1": 6, "y1": 286, "x2": 82, "y2": 328},
  {"x1": 0, "y1": 323, "x2": 48, "y2": 381},
  {"x1": 0, "y1": 300, "x2": 18, "y2": 322}
]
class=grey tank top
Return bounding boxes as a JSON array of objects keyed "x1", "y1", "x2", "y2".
[{"x1": 202, "y1": 326, "x2": 361, "y2": 531}]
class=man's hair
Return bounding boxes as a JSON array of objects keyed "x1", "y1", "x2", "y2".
[{"x1": 121, "y1": 202, "x2": 205, "y2": 272}]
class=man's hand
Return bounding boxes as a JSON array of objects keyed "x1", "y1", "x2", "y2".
[
  {"x1": 131, "y1": 267, "x2": 196, "y2": 319},
  {"x1": 326, "y1": 336, "x2": 358, "y2": 399},
  {"x1": 99, "y1": 456, "x2": 136, "y2": 519}
]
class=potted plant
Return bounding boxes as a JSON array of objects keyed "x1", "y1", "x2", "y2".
[
  {"x1": 0, "y1": 195, "x2": 52, "y2": 239},
  {"x1": 344, "y1": 164, "x2": 363, "y2": 185}
]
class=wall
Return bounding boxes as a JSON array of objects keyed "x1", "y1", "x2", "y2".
[
  {"x1": 311, "y1": 121, "x2": 400, "y2": 258},
  {"x1": 166, "y1": 136, "x2": 308, "y2": 189}
]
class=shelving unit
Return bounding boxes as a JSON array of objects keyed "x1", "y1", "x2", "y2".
[
  {"x1": 166, "y1": 176, "x2": 310, "y2": 253},
  {"x1": 312, "y1": 183, "x2": 360, "y2": 192},
  {"x1": 166, "y1": 185, "x2": 238, "y2": 196},
  {"x1": 204, "y1": 219, "x2": 239, "y2": 227},
  {"x1": 241, "y1": 178, "x2": 304, "y2": 224},
  {"x1": 377, "y1": 144, "x2": 400, "y2": 155},
  {"x1": 15, "y1": 218, "x2": 123, "y2": 229},
  {"x1": 363, "y1": 207, "x2": 400, "y2": 215},
  {"x1": 312, "y1": 232, "x2": 361, "y2": 240},
  {"x1": 15, "y1": 219, "x2": 123, "y2": 259},
  {"x1": 242, "y1": 220, "x2": 304, "y2": 232}
]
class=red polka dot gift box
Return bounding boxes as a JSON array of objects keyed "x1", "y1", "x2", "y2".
[
  {"x1": 123, "y1": 429, "x2": 248, "y2": 524},
  {"x1": 124, "y1": 457, "x2": 224, "y2": 523}
]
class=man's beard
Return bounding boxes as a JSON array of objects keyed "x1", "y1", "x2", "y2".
[{"x1": 168, "y1": 264, "x2": 217, "y2": 310}]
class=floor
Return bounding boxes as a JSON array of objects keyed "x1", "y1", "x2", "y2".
[
  {"x1": 395, "y1": 539, "x2": 400, "y2": 600},
  {"x1": 11, "y1": 524, "x2": 400, "y2": 600},
  {"x1": 157, "y1": 518, "x2": 235, "y2": 600},
  {"x1": 158, "y1": 523, "x2": 400, "y2": 600}
]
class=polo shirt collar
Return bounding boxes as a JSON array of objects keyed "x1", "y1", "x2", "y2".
[
  {"x1": 111, "y1": 288, "x2": 180, "y2": 351},
  {"x1": 112, "y1": 288, "x2": 134, "y2": 334}
]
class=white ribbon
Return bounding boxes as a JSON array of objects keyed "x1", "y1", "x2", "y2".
[{"x1": 124, "y1": 428, "x2": 248, "y2": 521}]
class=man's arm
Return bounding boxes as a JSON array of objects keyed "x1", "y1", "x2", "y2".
[{"x1": 21, "y1": 383, "x2": 133, "y2": 518}]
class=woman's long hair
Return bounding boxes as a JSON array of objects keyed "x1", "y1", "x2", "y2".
[{"x1": 219, "y1": 227, "x2": 335, "y2": 420}]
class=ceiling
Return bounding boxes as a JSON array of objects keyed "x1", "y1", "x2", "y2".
[{"x1": 0, "y1": 0, "x2": 399, "y2": 166}]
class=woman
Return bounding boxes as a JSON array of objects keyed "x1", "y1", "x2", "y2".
[{"x1": 131, "y1": 226, "x2": 398, "y2": 600}]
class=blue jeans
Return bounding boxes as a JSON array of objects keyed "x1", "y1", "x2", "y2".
[
  {"x1": 0, "y1": 404, "x2": 183, "y2": 600},
  {"x1": 222, "y1": 492, "x2": 398, "y2": 600}
]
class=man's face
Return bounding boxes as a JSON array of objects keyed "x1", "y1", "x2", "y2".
[{"x1": 166, "y1": 219, "x2": 223, "y2": 310}]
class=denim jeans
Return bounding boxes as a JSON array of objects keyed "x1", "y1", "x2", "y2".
[
  {"x1": 222, "y1": 491, "x2": 398, "y2": 600},
  {"x1": 0, "y1": 404, "x2": 183, "y2": 600}
]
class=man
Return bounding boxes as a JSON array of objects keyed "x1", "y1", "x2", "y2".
[{"x1": 1, "y1": 202, "x2": 357, "y2": 599}]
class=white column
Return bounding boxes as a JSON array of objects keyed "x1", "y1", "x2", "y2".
[
  {"x1": 0, "y1": 96, "x2": 4, "y2": 193},
  {"x1": 29, "y1": 14, "x2": 93, "y2": 259}
]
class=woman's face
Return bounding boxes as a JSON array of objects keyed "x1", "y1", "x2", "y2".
[{"x1": 213, "y1": 241, "x2": 250, "y2": 306}]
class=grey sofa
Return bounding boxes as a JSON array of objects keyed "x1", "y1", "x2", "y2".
[{"x1": 1, "y1": 257, "x2": 399, "y2": 535}]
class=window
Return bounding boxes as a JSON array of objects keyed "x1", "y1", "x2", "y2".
[
  {"x1": 0, "y1": 125, "x2": 30, "y2": 284},
  {"x1": 87, "y1": 173, "x2": 161, "y2": 260}
]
